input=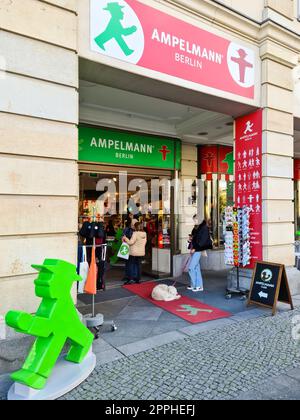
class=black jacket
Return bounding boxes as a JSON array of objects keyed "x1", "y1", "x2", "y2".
[
  {"x1": 79, "y1": 222, "x2": 106, "y2": 240},
  {"x1": 191, "y1": 221, "x2": 212, "y2": 252}
]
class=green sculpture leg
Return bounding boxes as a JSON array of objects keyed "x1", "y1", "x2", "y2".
[
  {"x1": 66, "y1": 326, "x2": 94, "y2": 364},
  {"x1": 12, "y1": 335, "x2": 65, "y2": 390}
]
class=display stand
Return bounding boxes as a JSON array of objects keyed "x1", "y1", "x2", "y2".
[
  {"x1": 84, "y1": 239, "x2": 104, "y2": 340},
  {"x1": 82, "y1": 208, "x2": 117, "y2": 339},
  {"x1": 224, "y1": 206, "x2": 250, "y2": 300},
  {"x1": 226, "y1": 266, "x2": 248, "y2": 300}
]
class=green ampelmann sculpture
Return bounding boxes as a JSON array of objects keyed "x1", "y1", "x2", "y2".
[{"x1": 5, "y1": 260, "x2": 94, "y2": 390}]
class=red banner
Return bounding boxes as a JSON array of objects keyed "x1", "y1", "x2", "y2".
[
  {"x1": 199, "y1": 146, "x2": 218, "y2": 175},
  {"x1": 90, "y1": 0, "x2": 256, "y2": 99},
  {"x1": 295, "y1": 159, "x2": 300, "y2": 181},
  {"x1": 235, "y1": 110, "x2": 263, "y2": 268},
  {"x1": 199, "y1": 145, "x2": 233, "y2": 179}
]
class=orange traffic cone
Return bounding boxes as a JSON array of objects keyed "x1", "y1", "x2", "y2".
[{"x1": 84, "y1": 246, "x2": 97, "y2": 295}]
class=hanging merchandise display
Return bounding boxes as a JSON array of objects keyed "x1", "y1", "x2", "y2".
[
  {"x1": 239, "y1": 207, "x2": 251, "y2": 267},
  {"x1": 224, "y1": 208, "x2": 233, "y2": 266},
  {"x1": 233, "y1": 208, "x2": 239, "y2": 267},
  {"x1": 78, "y1": 246, "x2": 89, "y2": 294},
  {"x1": 224, "y1": 206, "x2": 251, "y2": 268}
]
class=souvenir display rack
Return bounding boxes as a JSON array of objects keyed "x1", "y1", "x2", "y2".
[{"x1": 224, "y1": 206, "x2": 251, "y2": 298}]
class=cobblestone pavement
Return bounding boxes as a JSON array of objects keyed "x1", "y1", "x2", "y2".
[{"x1": 60, "y1": 308, "x2": 300, "y2": 400}]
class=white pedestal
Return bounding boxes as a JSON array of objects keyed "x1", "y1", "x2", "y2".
[{"x1": 8, "y1": 350, "x2": 96, "y2": 400}]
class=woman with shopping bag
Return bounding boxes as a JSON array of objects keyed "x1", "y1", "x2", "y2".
[{"x1": 122, "y1": 222, "x2": 147, "y2": 285}]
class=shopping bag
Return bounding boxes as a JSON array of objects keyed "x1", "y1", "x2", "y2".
[
  {"x1": 84, "y1": 246, "x2": 98, "y2": 295},
  {"x1": 182, "y1": 255, "x2": 191, "y2": 273},
  {"x1": 78, "y1": 246, "x2": 89, "y2": 294},
  {"x1": 117, "y1": 242, "x2": 130, "y2": 260}
]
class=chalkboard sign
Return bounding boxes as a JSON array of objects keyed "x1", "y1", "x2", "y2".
[{"x1": 248, "y1": 262, "x2": 294, "y2": 315}]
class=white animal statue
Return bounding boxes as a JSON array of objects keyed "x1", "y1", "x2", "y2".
[{"x1": 151, "y1": 284, "x2": 181, "y2": 302}]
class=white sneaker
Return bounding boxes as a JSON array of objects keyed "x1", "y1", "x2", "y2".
[
  {"x1": 193, "y1": 287, "x2": 204, "y2": 292},
  {"x1": 187, "y1": 286, "x2": 193, "y2": 291}
]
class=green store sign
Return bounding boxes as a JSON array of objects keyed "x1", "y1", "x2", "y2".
[{"x1": 79, "y1": 126, "x2": 181, "y2": 170}]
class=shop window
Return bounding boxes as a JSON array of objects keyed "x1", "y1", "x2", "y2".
[
  {"x1": 203, "y1": 178, "x2": 234, "y2": 247},
  {"x1": 198, "y1": 145, "x2": 234, "y2": 248}
]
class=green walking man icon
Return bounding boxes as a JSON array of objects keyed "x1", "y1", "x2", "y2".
[
  {"x1": 222, "y1": 151, "x2": 234, "y2": 175},
  {"x1": 5, "y1": 260, "x2": 94, "y2": 390},
  {"x1": 95, "y1": 2, "x2": 137, "y2": 56}
]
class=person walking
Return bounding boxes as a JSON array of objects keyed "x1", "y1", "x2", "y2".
[
  {"x1": 188, "y1": 217, "x2": 212, "y2": 293},
  {"x1": 122, "y1": 222, "x2": 147, "y2": 284}
]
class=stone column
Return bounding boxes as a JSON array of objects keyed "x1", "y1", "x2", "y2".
[
  {"x1": 0, "y1": 0, "x2": 79, "y2": 317},
  {"x1": 179, "y1": 144, "x2": 198, "y2": 254},
  {"x1": 260, "y1": 40, "x2": 298, "y2": 266}
]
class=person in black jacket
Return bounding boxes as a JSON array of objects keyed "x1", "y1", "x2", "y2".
[
  {"x1": 122, "y1": 219, "x2": 134, "y2": 283},
  {"x1": 188, "y1": 216, "x2": 212, "y2": 292}
]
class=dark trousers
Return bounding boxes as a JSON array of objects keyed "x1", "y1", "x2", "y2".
[
  {"x1": 123, "y1": 259, "x2": 130, "y2": 281},
  {"x1": 128, "y1": 256, "x2": 142, "y2": 281}
]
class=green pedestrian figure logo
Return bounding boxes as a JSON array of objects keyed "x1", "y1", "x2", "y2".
[
  {"x1": 95, "y1": 2, "x2": 137, "y2": 56},
  {"x1": 222, "y1": 151, "x2": 234, "y2": 175},
  {"x1": 5, "y1": 260, "x2": 94, "y2": 390},
  {"x1": 120, "y1": 244, "x2": 129, "y2": 256}
]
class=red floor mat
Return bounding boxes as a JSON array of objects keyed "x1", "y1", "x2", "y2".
[{"x1": 123, "y1": 282, "x2": 232, "y2": 324}]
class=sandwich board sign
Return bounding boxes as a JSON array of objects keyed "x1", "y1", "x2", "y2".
[{"x1": 248, "y1": 262, "x2": 294, "y2": 315}]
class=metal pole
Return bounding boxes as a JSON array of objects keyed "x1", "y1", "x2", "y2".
[
  {"x1": 92, "y1": 236, "x2": 96, "y2": 318},
  {"x1": 92, "y1": 207, "x2": 96, "y2": 319}
]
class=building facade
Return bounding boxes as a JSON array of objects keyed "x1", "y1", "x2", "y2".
[{"x1": 0, "y1": 0, "x2": 300, "y2": 323}]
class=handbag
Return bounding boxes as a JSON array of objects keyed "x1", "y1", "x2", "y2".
[
  {"x1": 117, "y1": 242, "x2": 130, "y2": 260},
  {"x1": 78, "y1": 246, "x2": 89, "y2": 294}
]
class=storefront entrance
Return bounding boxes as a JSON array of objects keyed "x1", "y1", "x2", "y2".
[
  {"x1": 78, "y1": 126, "x2": 181, "y2": 289},
  {"x1": 78, "y1": 168, "x2": 174, "y2": 287}
]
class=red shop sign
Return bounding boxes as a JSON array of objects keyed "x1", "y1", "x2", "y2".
[
  {"x1": 235, "y1": 109, "x2": 263, "y2": 268},
  {"x1": 294, "y1": 159, "x2": 300, "y2": 181},
  {"x1": 90, "y1": 0, "x2": 257, "y2": 100},
  {"x1": 199, "y1": 145, "x2": 233, "y2": 179},
  {"x1": 199, "y1": 145, "x2": 219, "y2": 175}
]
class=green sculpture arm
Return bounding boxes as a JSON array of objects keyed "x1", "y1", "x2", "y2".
[{"x1": 5, "y1": 311, "x2": 51, "y2": 338}]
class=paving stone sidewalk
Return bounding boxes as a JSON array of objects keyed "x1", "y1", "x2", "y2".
[{"x1": 58, "y1": 308, "x2": 300, "y2": 400}]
